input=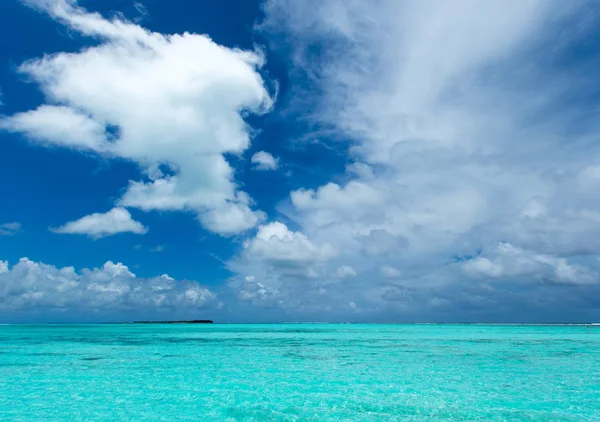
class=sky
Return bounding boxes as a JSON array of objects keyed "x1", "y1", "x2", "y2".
[{"x1": 2, "y1": 0, "x2": 600, "y2": 323}]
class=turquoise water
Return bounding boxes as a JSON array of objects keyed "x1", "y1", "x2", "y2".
[{"x1": 1, "y1": 324, "x2": 599, "y2": 421}]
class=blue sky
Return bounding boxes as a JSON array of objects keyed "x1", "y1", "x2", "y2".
[{"x1": 1, "y1": 0, "x2": 600, "y2": 323}]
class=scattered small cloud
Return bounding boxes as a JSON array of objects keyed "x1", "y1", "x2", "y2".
[
  {"x1": 251, "y1": 151, "x2": 279, "y2": 171},
  {"x1": 0, "y1": 222, "x2": 21, "y2": 236},
  {"x1": 150, "y1": 245, "x2": 166, "y2": 253},
  {"x1": 51, "y1": 207, "x2": 147, "y2": 239}
]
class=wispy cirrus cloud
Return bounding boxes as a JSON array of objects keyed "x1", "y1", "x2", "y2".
[
  {"x1": 133, "y1": 1, "x2": 149, "y2": 23},
  {"x1": 0, "y1": 222, "x2": 21, "y2": 236}
]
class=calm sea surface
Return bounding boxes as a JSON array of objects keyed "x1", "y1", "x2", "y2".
[{"x1": 1, "y1": 324, "x2": 599, "y2": 421}]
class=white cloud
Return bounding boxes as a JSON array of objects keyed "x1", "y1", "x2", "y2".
[
  {"x1": 1, "y1": 0, "x2": 273, "y2": 236},
  {"x1": 2, "y1": 0, "x2": 600, "y2": 322},
  {"x1": 251, "y1": 151, "x2": 279, "y2": 170},
  {"x1": 262, "y1": 0, "x2": 579, "y2": 160},
  {"x1": 236, "y1": 279, "x2": 281, "y2": 307},
  {"x1": 244, "y1": 221, "x2": 337, "y2": 264},
  {"x1": 462, "y1": 243, "x2": 595, "y2": 285},
  {"x1": 462, "y1": 257, "x2": 503, "y2": 278},
  {"x1": 51, "y1": 207, "x2": 147, "y2": 239},
  {"x1": 381, "y1": 266, "x2": 401, "y2": 278},
  {"x1": 199, "y1": 199, "x2": 266, "y2": 236},
  {"x1": 292, "y1": 181, "x2": 381, "y2": 210},
  {"x1": 0, "y1": 223, "x2": 21, "y2": 236},
  {"x1": 227, "y1": 222, "x2": 339, "y2": 310},
  {"x1": 0, "y1": 257, "x2": 217, "y2": 318},
  {"x1": 0, "y1": 105, "x2": 110, "y2": 152},
  {"x1": 224, "y1": 0, "x2": 600, "y2": 319},
  {"x1": 335, "y1": 265, "x2": 357, "y2": 278}
]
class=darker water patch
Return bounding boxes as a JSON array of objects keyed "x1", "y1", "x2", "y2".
[
  {"x1": 453, "y1": 339, "x2": 507, "y2": 344},
  {"x1": 551, "y1": 350, "x2": 579, "y2": 357},
  {"x1": 0, "y1": 363, "x2": 31, "y2": 368},
  {"x1": 29, "y1": 352, "x2": 68, "y2": 357},
  {"x1": 163, "y1": 337, "x2": 212, "y2": 344},
  {"x1": 498, "y1": 353, "x2": 529, "y2": 362},
  {"x1": 81, "y1": 357, "x2": 103, "y2": 361}
]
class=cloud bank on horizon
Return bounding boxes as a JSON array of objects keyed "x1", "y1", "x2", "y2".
[
  {"x1": 1, "y1": 0, "x2": 600, "y2": 322},
  {"x1": 0, "y1": 258, "x2": 218, "y2": 322}
]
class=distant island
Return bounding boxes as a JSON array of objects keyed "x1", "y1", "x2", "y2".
[{"x1": 133, "y1": 320, "x2": 213, "y2": 324}]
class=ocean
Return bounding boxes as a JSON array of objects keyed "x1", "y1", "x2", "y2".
[{"x1": 1, "y1": 324, "x2": 599, "y2": 421}]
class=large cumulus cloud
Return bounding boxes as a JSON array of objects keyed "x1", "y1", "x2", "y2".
[{"x1": 0, "y1": 0, "x2": 273, "y2": 236}]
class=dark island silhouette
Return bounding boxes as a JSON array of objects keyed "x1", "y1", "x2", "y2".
[{"x1": 133, "y1": 320, "x2": 213, "y2": 324}]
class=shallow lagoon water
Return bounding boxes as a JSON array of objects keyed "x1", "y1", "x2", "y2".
[{"x1": 1, "y1": 324, "x2": 599, "y2": 421}]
